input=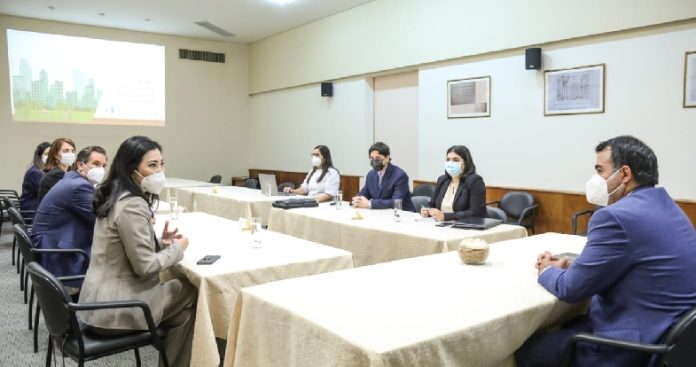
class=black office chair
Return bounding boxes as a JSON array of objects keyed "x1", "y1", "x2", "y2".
[
  {"x1": 278, "y1": 182, "x2": 296, "y2": 192},
  {"x1": 7, "y1": 205, "x2": 32, "y2": 270},
  {"x1": 15, "y1": 224, "x2": 90, "y2": 352},
  {"x1": 27, "y1": 261, "x2": 170, "y2": 367},
  {"x1": 571, "y1": 206, "x2": 598, "y2": 236},
  {"x1": 412, "y1": 183, "x2": 436, "y2": 198},
  {"x1": 209, "y1": 174, "x2": 222, "y2": 184},
  {"x1": 410, "y1": 196, "x2": 431, "y2": 211},
  {"x1": 488, "y1": 191, "x2": 538, "y2": 234},
  {"x1": 486, "y1": 206, "x2": 508, "y2": 222},
  {"x1": 0, "y1": 189, "x2": 20, "y2": 224},
  {"x1": 561, "y1": 305, "x2": 696, "y2": 367},
  {"x1": 243, "y1": 178, "x2": 260, "y2": 189}
]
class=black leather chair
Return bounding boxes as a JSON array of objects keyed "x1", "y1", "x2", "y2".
[
  {"x1": 412, "y1": 183, "x2": 436, "y2": 198},
  {"x1": 411, "y1": 196, "x2": 431, "y2": 211},
  {"x1": 14, "y1": 224, "x2": 90, "y2": 352},
  {"x1": 243, "y1": 178, "x2": 260, "y2": 189},
  {"x1": 209, "y1": 174, "x2": 222, "y2": 184},
  {"x1": 278, "y1": 182, "x2": 296, "y2": 192},
  {"x1": 561, "y1": 305, "x2": 696, "y2": 366},
  {"x1": 571, "y1": 207, "x2": 598, "y2": 236},
  {"x1": 0, "y1": 189, "x2": 20, "y2": 224},
  {"x1": 27, "y1": 261, "x2": 170, "y2": 367},
  {"x1": 486, "y1": 206, "x2": 508, "y2": 222},
  {"x1": 488, "y1": 191, "x2": 538, "y2": 234},
  {"x1": 7, "y1": 204, "x2": 31, "y2": 270}
]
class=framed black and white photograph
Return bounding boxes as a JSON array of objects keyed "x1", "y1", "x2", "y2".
[
  {"x1": 684, "y1": 51, "x2": 696, "y2": 108},
  {"x1": 544, "y1": 64, "x2": 605, "y2": 116},
  {"x1": 447, "y1": 76, "x2": 490, "y2": 118}
]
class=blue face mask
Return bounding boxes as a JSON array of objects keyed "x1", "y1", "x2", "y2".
[{"x1": 445, "y1": 161, "x2": 462, "y2": 177}]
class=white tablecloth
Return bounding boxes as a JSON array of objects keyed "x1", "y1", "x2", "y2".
[
  {"x1": 161, "y1": 177, "x2": 220, "y2": 201},
  {"x1": 172, "y1": 185, "x2": 296, "y2": 226},
  {"x1": 268, "y1": 203, "x2": 528, "y2": 266},
  {"x1": 224, "y1": 233, "x2": 588, "y2": 367},
  {"x1": 154, "y1": 212, "x2": 355, "y2": 367}
]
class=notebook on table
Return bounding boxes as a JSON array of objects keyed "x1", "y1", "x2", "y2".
[{"x1": 451, "y1": 217, "x2": 502, "y2": 230}]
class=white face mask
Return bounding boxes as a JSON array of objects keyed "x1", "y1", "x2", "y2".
[
  {"x1": 60, "y1": 152, "x2": 76, "y2": 166},
  {"x1": 585, "y1": 170, "x2": 623, "y2": 206},
  {"x1": 311, "y1": 156, "x2": 322, "y2": 167},
  {"x1": 445, "y1": 161, "x2": 462, "y2": 177},
  {"x1": 137, "y1": 171, "x2": 166, "y2": 195},
  {"x1": 86, "y1": 166, "x2": 106, "y2": 184},
  {"x1": 41, "y1": 154, "x2": 48, "y2": 164}
]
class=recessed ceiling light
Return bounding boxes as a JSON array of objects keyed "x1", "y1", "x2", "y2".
[{"x1": 268, "y1": 0, "x2": 295, "y2": 5}]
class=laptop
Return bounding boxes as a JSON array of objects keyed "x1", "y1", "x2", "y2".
[
  {"x1": 451, "y1": 217, "x2": 502, "y2": 230},
  {"x1": 258, "y1": 173, "x2": 295, "y2": 196}
]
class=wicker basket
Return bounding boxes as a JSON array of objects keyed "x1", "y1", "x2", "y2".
[{"x1": 458, "y1": 238, "x2": 489, "y2": 265}]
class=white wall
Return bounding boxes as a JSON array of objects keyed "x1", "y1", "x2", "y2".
[
  {"x1": 418, "y1": 24, "x2": 696, "y2": 200},
  {"x1": 0, "y1": 15, "x2": 250, "y2": 192},
  {"x1": 249, "y1": 0, "x2": 696, "y2": 93},
  {"x1": 249, "y1": 78, "x2": 373, "y2": 179},
  {"x1": 374, "y1": 72, "x2": 419, "y2": 187}
]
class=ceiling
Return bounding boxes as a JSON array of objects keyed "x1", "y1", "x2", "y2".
[{"x1": 0, "y1": 0, "x2": 375, "y2": 43}]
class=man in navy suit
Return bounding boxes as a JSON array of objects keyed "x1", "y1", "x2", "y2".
[
  {"x1": 516, "y1": 136, "x2": 696, "y2": 366},
  {"x1": 32, "y1": 146, "x2": 108, "y2": 290},
  {"x1": 352, "y1": 141, "x2": 415, "y2": 212}
]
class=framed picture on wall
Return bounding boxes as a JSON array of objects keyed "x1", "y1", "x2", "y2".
[
  {"x1": 447, "y1": 76, "x2": 491, "y2": 118},
  {"x1": 684, "y1": 51, "x2": 696, "y2": 108},
  {"x1": 544, "y1": 64, "x2": 605, "y2": 116}
]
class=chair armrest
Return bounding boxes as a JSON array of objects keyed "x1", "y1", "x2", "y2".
[
  {"x1": 70, "y1": 300, "x2": 160, "y2": 338},
  {"x1": 561, "y1": 332, "x2": 669, "y2": 367},
  {"x1": 516, "y1": 204, "x2": 538, "y2": 226},
  {"x1": 486, "y1": 201, "x2": 500, "y2": 207},
  {"x1": 56, "y1": 275, "x2": 86, "y2": 282}
]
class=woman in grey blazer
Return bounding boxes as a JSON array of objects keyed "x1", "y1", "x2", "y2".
[{"x1": 79, "y1": 136, "x2": 196, "y2": 367}]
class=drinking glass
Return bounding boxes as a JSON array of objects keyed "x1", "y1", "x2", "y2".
[
  {"x1": 169, "y1": 197, "x2": 179, "y2": 220},
  {"x1": 250, "y1": 217, "x2": 263, "y2": 248},
  {"x1": 334, "y1": 190, "x2": 343, "y2": 209},
  {"x1": 394, "y1": 199, "x2": 403, "y2": 222}
]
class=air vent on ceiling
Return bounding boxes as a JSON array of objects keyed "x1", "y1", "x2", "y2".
[
  {"x1": 178, "y1": 49, "x2": 226, "y2": 63},
  {"x1": 194, "y1": 21, "x2": 235, "y2": 37}
]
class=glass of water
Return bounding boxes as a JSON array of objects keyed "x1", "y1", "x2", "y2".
[
  {"x1": 169, "y1": 197, "x2": 179, "y2": 220},
  {"x1": 264, "y1": 184, "x2": 272, "y2": 196},
  {"x1": 334, "y1": 190, "x2": 343, "y2": 209},
  {"x1": 250, "y1": 217, "x2": 262, "y2": 248},
  {"x1": 394, "y1": 199, "x2": 403, "y2": 222}
]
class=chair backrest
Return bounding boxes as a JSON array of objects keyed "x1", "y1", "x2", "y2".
[
  {"x1": 657, "y1": 305, "x2": 696, "y2": 366},
  {"x1": 413, "y1": 183, "x2": 436, "y2": 198},
  {"x1": 499, "y1": 191, "x2": 536, "y2": 218},
  {"x1": 486, "y1": 206, "x2": 508, "y2": 222},
  {"x1": 278, "y1": 182, "x2": 296, "y2": 191},
  {"x1": 7, "y1": 206, "x2": 26, "y2": 226},
  {"x1": 209, "y1": 175, "x2": 222, "y2": 184},
  {"x1": 243, "y1": 178, "x2": 260, "y2": 189},
  {"x1": 1, "y1": 195, "x2": 18, "y2": 210},
  {"x1": 411, "y1": 196, "x2": 430, "y2": 211},
  {"x1": 26, "y1": 261, "x2": 76, "y2": 340},
  {"x1": 14, "y1": 223, "x2": 37, "y2": 263}
]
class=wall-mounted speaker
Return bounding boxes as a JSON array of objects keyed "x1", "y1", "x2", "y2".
[
  {"x1": 321, "y1": 82, "x2": 333, "y2": 97},
  {"x1": 525, "y1": 48, "x2": 542, "y2": 70}
]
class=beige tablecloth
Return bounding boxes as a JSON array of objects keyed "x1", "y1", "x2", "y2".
[
  {"x1": 224, "y1": 233, "x2": 587, "y2": 367},
  {"x1": 154, "y1": 212, "x2": 355, "y2": 367},
  {"x1": 171, "y1": 186, "x2": 292, "y2": 225},
  {"x1": 268, "y1": 203, "x2": 528, "y2": 266}
]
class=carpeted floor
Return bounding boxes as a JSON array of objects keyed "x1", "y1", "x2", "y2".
[{"x1": 0, "y1": 219, "x2": 160, "y2": 366}]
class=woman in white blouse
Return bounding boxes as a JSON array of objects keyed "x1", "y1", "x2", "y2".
[{"x1": 284, "y1": 145, "x2": 340, "y2": 202}]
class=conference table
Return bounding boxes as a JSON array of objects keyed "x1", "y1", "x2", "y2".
[
  {"x1": 268, "y1": 203, "x2": 529, "y2": 266},
  {"x1": 161, "y1": 176, "x2": 220, "y2": 202},
  {"x1": 154, "y1": 212, "x2": 355, "y2": 367},
  {"x1": 224, "y1": 233, "x2": 588, "y2": 367},
  {"x1": 169, "y1": 185, "x2": 290, "y2": 226}
]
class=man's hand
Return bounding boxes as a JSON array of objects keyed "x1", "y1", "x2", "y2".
[{"x1": 536, "y1": 251, "x2": 570, "y2": 275}]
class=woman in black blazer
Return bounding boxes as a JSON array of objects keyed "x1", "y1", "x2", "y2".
[{"x1": 421, "y1": 145, "x2": 487, "y2": 221}]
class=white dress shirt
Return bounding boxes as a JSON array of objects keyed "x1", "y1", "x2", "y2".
[{"x1": 300, "y1": 167, "x2": 340, "y2": 197}]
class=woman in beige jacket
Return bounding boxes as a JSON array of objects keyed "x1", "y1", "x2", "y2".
[{"x1": 79, "y1": 136, "x2": 195, "y2": 366}]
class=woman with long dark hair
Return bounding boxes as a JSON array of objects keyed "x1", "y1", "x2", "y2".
[
  {"x1": 19, "y1": 141, "x2": 50, "y2": 213},
  {"x1": 78, "y1": 136, "x2": 196, "y2": 367},
  {"x1": 284, "y1": 144, "x2": 340, "y2": 202},
  {"x1": 37, "y1": 137, "x2": 76, "y2": 202},
  {"x1": 421, "y1": 145, "x2": 487, "y2": 221}
]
